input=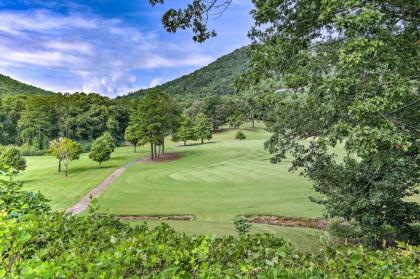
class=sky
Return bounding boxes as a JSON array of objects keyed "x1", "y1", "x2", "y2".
[{"x1": 0, "y1": 0, "x2": 253, "y2": 97}]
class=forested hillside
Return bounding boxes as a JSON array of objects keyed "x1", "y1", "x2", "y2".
[
  {"x1": 125, "y1": 46, "x2": 250, "y2": 99},
  {"x1": 0, "y1": 74, "x2": 54, "y2": 96}
]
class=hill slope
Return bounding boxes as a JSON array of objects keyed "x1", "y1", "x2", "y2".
[
  {"x1": 0, "y1": 74, "x2": 54, "y2": 97},
  {"x1": 125, "y1": 46, "x2": 250, "y2": 99}
]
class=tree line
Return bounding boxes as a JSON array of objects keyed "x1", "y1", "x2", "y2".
[
  {"x1": 0, "y1": 90, "x2": 277, "y2": 154},
  {"x1": 0, "y1": 93, "x2": 132, "y2": 151}
]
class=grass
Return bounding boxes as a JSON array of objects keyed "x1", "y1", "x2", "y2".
[
  {"x1": 95, "y1": 124, "x2": 326, "y2": 250},
  {"x1": 100, "y1": 139, "x2": 323, "y2": 219},
  {"x1": 19, "y1": 147, "x2": 148, "y2": 210}
]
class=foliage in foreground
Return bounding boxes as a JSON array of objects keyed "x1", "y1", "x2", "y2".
[{"x1": 0, "y1": 179, "x2": 419, "y2": 278}]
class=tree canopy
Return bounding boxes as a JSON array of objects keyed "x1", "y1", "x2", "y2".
[
  {"x1": 0, "y1": 146, "x2": 26, "y2": 174},
  {"x1": 128, "y1": 89, "x2": 180, "y2": 159},
  {"x1": 49, "y1": 138, "x2": 82, "y2": 177},
  {"x1": 89, "y1": 134, "x2": 113, "y2": 167}
]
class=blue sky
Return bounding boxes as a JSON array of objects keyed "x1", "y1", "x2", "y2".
[{"x1": 0, "y1": 0, "x2": 253, "y2": 97}]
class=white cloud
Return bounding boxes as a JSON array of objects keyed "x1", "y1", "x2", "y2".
[
  {"x1": 141, "y1": 54, "x2": 214, "y2": 69},
  {"x1": 45, "y1": 41, "x2": 94, "y2": 55},
  {"x1": 0, "y1": 10, "x2": 96, "y2": 35},
  {"x1": 0, "y1": 8, "x2": 222, "y2": 96},
  {"x1": 0, "y1": 45, "x2": 86, "y2": 68},
  {"x1": 149, "y1": 78, "x2": 164, "y2": 88}
]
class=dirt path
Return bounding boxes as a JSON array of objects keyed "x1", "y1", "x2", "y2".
[{"x1": 66, "y1": 156, "x2": 147, "y2": 215}]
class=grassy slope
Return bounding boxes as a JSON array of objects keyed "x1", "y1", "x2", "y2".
[
  {"x1": 97, "y1": 125, "x2": 326, "y2": 251},
  {"x1": 20, "y1": 147, "x2": 148, "y2": 210}
]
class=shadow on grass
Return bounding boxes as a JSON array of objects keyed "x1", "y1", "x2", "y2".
[
  {"x1": 67, "y1": 165, "x2": 115, "y2": 175},
  {"x1": 178, "y1": 142, "x2": 216, "y2": 147}
]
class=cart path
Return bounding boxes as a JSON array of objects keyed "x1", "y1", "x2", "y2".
[{"x1": 66, "y1": 156, "x2": 148, "y2": 215}]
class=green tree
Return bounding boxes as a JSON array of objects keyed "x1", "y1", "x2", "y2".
[
  {"x1": 101, "y1": 131, "x2": 116, "y2": 152},
  {"x1": 202, "y1": 96, "x2": 227, "y2": 131},
  {"x1": 0, "y1": 146, "x2": 26, "y2": 174},
  {"x1": 176, "y1": 114, "x2": 197, "y2": 146},
  {"x1": 194, "y1": 113, "x2": 212, "y2": 144},
  {"x1": 49, "y1": 138, "x2": 82, "y2": 176},
  {"x1": 89, "y1": 135, "x2": 113, "y2": 167},
  {"x1": 61, "y1": 138, "x2": 82, "y2": 177},
  {"x1": 18, "y1": 96, "x2": 55, "y2": 150},
  {"x1": 48, "y1": 138, "x2": 65, "y2": 172},
  {"x1": 235, "y1": 131, "x2": 246, "y2": 141},
  {"x1": 224, "y1": 98, "x2": 247, "y2": 129},
  {"x1": 129, "y1": 90, "x2": 180, "y2": 159},
  {"x1": 124, "y1": 125, "x2": 143, "y2": 153}
]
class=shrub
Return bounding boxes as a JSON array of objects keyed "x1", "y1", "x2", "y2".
[
  {"x1": 329, "y1": 218, "x2": 363, "y2": 240},
  {"x1": 0, "y1": 179, "x2": 50, "y2": 216},
  {"x1": 89, "y1": 135, "x2": 113, "y2": 167},
  {"x1": 0, "y1": 146, "x2": 26, "y2": 173},
  {"x1": 233, "y1": 216, "x2": 252, "y2": 236},
  {"x1": 235, "y1": 130, "x2": 246, "y2": 141}
]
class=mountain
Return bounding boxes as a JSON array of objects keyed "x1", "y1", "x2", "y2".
[
  {"x1": 0, "y1": 74, "x2": 54, "y2": 97},
  {"x1": 125, "y1": 46, "x2": 250, "y2": 99}
]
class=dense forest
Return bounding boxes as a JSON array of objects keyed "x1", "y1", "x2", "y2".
[
  {"x1": 0, "y1": 94, "x2": 133, "y2": 152},
  {"x1": 124, "y1": 46, "x2": 250, "y2": 100},
  {"x1": 0, "y1": 74, "x2": 54, "y2": 97},
  {"x1": 0, "y1": 89, "x2": 277, "y2": 155}
]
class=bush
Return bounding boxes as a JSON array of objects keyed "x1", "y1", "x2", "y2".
[
  {"x1": 0, "y1": 179, "x2": 50, "y2": 217},
  {"x1": 329, "y1": 218, "x2": 363, "y2": 240},
  {"x1": 235, "y1": 130, "x2": 246, "y2": 141},
  {"x1": 233, "y1": 216, "x2": 252, "y2": 236},
  {"x1": 89, "y1": 135, "x2": 113, "y2": 167},
  {"x1": 0, "y1": 146, "x2": 26, "y2": 173}
]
